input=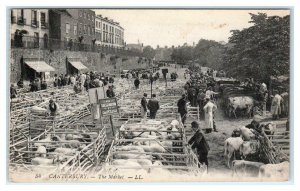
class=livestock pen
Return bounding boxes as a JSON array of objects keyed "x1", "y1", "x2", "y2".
[
  {"x1": 10, "y1": 122, "x2": 107, "y2": 175},
  {"x1": 103, "y1": 119, "x2": 205, "y2": 174}
]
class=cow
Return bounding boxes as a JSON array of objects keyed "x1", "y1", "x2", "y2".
[
  {"x1": 259, "y1": 161, "x2": 289, "y2": 180},
  {"x1": 239, "y1": 126, "x2": 256, "y2": 141},
  {"x1": 224, "y1": 137, "x2": 244, "y2": 168},
  {"x1": 239, "y1": 140, "x2": 260, "y2": 160},
  {"x1": 231, "y1": 160, "x2": 265, "y2": 177},
  {"x1": 228, "y1": 96, "x2": 254, "y2": 118}
]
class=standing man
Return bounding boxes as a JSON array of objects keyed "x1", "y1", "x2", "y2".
[
  {"x1": 134, "y1": 77, "x2": 140, "y2": 89},
  {"x1": 106, "y1": 86, "x2": 115, "y2": 98},
  {"x1": 177, "y1": 94, "x2": 188, "y2": 125},
  {"x1": 141, "y1": 93, "x2": 148, "y2": 119},
  {"x1": 147, "y1": 94, "x2": 160, "y2": 119},
  {"x1": 47, "y1": 99, "x2": 59, "y2": 120},
  {"x1": 197, "y1": 90, "x2": 206, "y2": 120},
  {"x1": 271, "y1": 90, "x2": 283, "y2": 120},
  {"x1": 188, "y1": 121, "x2": 210, "y2": 170},
  {"x1": 203, "y1": 98, "x2": 218, "y2": 133}
]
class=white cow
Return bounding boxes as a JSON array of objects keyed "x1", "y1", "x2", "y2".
[
  {"x1": 224, "y1": 137, "x2": 244, "y2": 168},
  {"x1": 228, "y1": 96, "x2": 254, "y2": 118},
  {"x1": 259, "y1": 161, "x2": 289, "y2": 180},
  {"x1": 231, "y1": 160, "x2": 265, "y2": 177},
  {"x1": 239, "y1": 141, "x2": 260, "y2": 159}
]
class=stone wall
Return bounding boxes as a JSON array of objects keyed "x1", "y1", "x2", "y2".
[{"x1": 10, "y1": 48, "x2": 149, "y2": 82}]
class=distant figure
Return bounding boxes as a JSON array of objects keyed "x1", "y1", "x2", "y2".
[
  {"x1": 271, "y1": 90, "x2": 283, "y2": 120},
  {"x1": 134, "y1": 77, "x2": 140, "y2": 89},
  {"x1": 47, "y1": 99, "x2": 59, "y2": 118},
  {"x1": 188, "y1": 121, "x2": 210, "y2": 169},
  {"x1": 17, "y1": 78, "x2": 24, "y2": 88},
  {"x1": 141, "y1": 93, "x2": 148, "y2": 119},
  {"x1": 106, "y1": 86, "x2": 115, "y2": 98},
  {"x1": 147, "y1": 94, "x2": 160, "y2": 119},
  {"x1": 10, "y1": 84, "x2": 17, "y2": 99},
  {"x1": 41, "y1": 80, "x2": 47, "y2": 90},
  {"x1": 177, "y1": 94, "x2": 188, "y2": 125}
]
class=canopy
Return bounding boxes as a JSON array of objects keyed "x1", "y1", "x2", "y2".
[
  {"x1": 25, "y1": 61, "x2": 55, "y2": 72},
  {"x1": 68, "y1": 61, "x2": 88, "y2": 70}
]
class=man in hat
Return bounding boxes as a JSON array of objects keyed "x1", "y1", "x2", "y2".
[
  {"x1": 177, "y1": 94, "x2": 188, "y2": 125},
  {"x1": 147, "y1": 94, "x2": 160, "y2": 119},
  {"x1": 141, "y1": 93, "x2": 148, "y2": 119},
  {"x1": 203, "y1": 97, "x2": 218, "y2": 133},
  {"x1": 47, "y1": 99, "x2": 59, "y2": 119},
  {"x1": 188, "y1": 121, "x2": 210, "y2": 169}
]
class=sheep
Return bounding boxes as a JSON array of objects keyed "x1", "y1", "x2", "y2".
[
  {"x1": 54, "y1": 148, "x2": 77, "y2": 155},
  {"x1": 31, "y1": 157, "x2": 59, "y2": 165},
  {"x1": 35, "y1": 146, "x2": 47, "y2": 158},
  {"x1": 34, "y1": 134, "x2": 52, "y2": 147},
  {"x1": 113, "y1": 153, "x2": 152, "y2": 160},
  {"x1": 111, "y1": 159, "x2": 141, "y2": 167}
]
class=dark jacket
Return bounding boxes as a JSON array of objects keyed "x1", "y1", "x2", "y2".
[
  {"x1": 245, "y1": 120, "x2": 261, "y2": 133},
  {"x1": 106, "y1": 89, "x2": 115, "y2": 98},
  {"x1": 134, "y1": 78, "x2": 140, "y2": 86},
  {"x1": 141, "y1": 97, "x2": 147, "y2": 110},
  {"x1": 147, "y1": 98, "x2": 159, "y2": 112},
  {"x1": 177, "y1": 97, "x2": 187, "y2": 114},
  {"x1": 188, "y1": 130, "x2": 210, "y2": 153}
]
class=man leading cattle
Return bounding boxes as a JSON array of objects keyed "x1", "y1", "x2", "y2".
[{"x1": 203, "y1": 97, "x2": 218, "y2": 133}]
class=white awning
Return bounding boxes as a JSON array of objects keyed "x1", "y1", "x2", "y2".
[
  {"x1": 69, "y1": 61, "x2": 88, "y2": 70},
  {"x1": 25, "y1": 61, "x2": 55, "y2": 72}
]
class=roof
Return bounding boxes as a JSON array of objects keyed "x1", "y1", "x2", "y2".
[
  {"x1": 68, "y1": 61, "x2": 88, "y2": 70},
  {"x1": 25, "y1": 61, "x2": 55, "y2": 72}
]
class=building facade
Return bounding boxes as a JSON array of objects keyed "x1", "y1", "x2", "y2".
[
  {"x1": 49, "y1": 9, "x2": 78, "y2": 42},
  {"x1": 95, "y1": 15, "x2": 102, "y2": 45},
  {"x1": 95, "y1": 15, "x2": 124, "y2": 48},
  {"x1": 11, "y1": 9, "x2": 49, "y2": 48},
  {"x1": 67, "y1": 9, "x2": 95, "y2": 45}
]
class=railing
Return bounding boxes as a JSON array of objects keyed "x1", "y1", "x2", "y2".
[
  {"x1": 31, "y1": 20, "x2": 39, "y2": 28},
  {"x1": 11, "y1": 35, "x2": 142, "y2": 57}
]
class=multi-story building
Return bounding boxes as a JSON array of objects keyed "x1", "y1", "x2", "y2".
[
  {"x1": 95, "y1": 15, "x2": 102, "y2": 45},
  {"x1": 67, "y1": 9, "x2": 95, "y2": 45},
  {"x1": 10, "y1": 9, "x2": 49, "y2": 48},
  {"x1": 49, "y1": 9, "x2": 78, "y2": 43},
  {"x1": 95, "y1": 15, "x2": 124, "y2": 48}
]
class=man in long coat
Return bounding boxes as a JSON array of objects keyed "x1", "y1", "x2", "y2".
[
  {"x1": 177, "y1": 94, "x2": 188, "y2": 124},
  {"x1": 188, "y1": 121, "x2": 210, "y2": 169},
  {"x1": 271, "y1": 90, "x2": 283, "y2": 120},
  {"x1": 203, "y1": 98, "x2": 217, "y2": 133},
  {"x1": 147, "y1": 94, "x2": 160, "y2": 119}
]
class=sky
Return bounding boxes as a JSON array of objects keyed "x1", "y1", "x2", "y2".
[{"x1": 94, "y1": 9, "x2": 290, "y2": 47}]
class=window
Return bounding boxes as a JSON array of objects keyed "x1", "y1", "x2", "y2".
[
  {"x1": 87, "y1": 14, "x2": 90, "y2": 20},
  {"x1": 103, "y1": 24, "x2": 105, "y2": 31},
  {"x1": 96, "y1": 21, "x2": 98, "y2": 28},
  {"x1": 84, "y1": 12, "x2": 86, "y2": 19},
  {"x1": 74, "y1": 24, "x2": 77, "y2": 35},
  {"x1": 87, "y1": 26, "x2": 90, "y2": 36},
  {"x1": 79, "y1": 23, "x2": 82, "y2": 34},
  {"x1": 40, "y1": 12, "x2": 46, "y2": 27},
  {"x1": 91, "y1": 16, "x2": 94, "y2": 22},
  {"x1": 84, "y1": 25, "x2": 87, "y2": 34},
  {"x1": 66, "y1": 23, "x2": 70, "y2": 34},
  {"x1": 31, "y1": 10, "x2": 37, "y2": 26},
  {"x1": 79, "y1": 11, "x2": 82, "y2": 17}
]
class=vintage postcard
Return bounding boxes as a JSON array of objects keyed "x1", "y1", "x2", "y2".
[{"x1": 8, "y1": 8, "x2": 291, "y2": 183}]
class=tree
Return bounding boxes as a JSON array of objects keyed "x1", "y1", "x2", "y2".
[
  {"x1": 193, "y1": 39, "x2": 226, "y2": 69},
  {"x1": 224, "y1": 13, "x2": 290, "y2": 83},
  {"x1": 142, "y1": 45, "x2": 156, "y2": 59}
]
